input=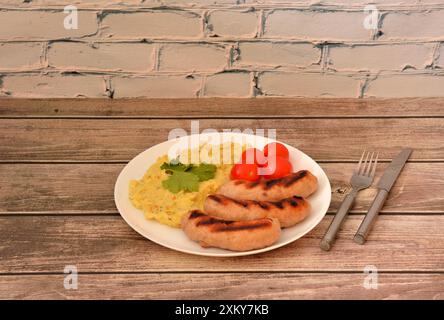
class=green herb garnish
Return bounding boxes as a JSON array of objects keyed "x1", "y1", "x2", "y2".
[
  {"x1": 160, "y1": 161, "x2": 192, "y2": 174},
  {"x1": 189, "y1": 163, "x2": 217, "y2": 182},
  {"x1": 161, "y1": 171, "x2": 199, "y2": 194},
  {"x1": 160, "y1": 160, "x2": 217, "y2": 193}
]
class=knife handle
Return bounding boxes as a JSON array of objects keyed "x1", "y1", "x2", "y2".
[
  {"x1": 354, "y1": 189, "x2": 389, "y2": 245},
  {"x1": 320, "y1": 190, "x2": 357, "y2": 251}
]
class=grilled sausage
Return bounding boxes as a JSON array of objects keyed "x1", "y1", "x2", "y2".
[
  {"x1": 181, "y1": 210, "x2": 281, "y2": 251},
  {"x1": 217, "y1": 170, "x2": 318, "y2": 201},
  {"x1": 204, "y1": 194, "x2": 310, "y2": 228}
]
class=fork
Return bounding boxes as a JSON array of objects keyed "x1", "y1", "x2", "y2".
[{"x1": 320, "y1": 151, "x2": 378, "y2": 251}]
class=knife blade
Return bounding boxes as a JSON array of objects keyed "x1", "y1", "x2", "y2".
[
  {"x1": 353, "y1": 148, "x2": 412, "y2": 244},
  {"x1": 376, "y1": 148, "x2": 412, "y2": 192}
]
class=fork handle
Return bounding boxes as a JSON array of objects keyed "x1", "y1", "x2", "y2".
[
  {"x1": 354, "y1": 189, "x2": 388, "y2": 245},
  {"x1": 320, "y1": 190, "x2": 357, "y2": 251}
]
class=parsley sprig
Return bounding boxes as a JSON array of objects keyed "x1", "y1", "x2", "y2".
[{"x1": 161, "y1": 160, "x2": 217, "y2": 194}]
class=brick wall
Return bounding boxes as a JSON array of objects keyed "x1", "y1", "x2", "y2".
[{"x1": 0, "y1": 1, "x2": 443, "y2": 98}]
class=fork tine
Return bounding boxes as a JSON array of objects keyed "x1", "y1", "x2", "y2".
[
  {"x1": 359, "y1": 151, "x2": 369, "y2": 175},
  {"x1": 356, "y1": 150, "x2": 366, "y2": 174},
  {"x1": 364, "y1": 152, "x2": 374, "y2": 176},
  {"x1": 370, "y1": 152, "x2": 379, "y2": 177}
]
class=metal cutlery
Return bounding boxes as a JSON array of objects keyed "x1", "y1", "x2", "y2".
[
  {"x1": 354, "y1": 148, "x2": 412, "y2": 244},
  {"x1": 320, "y1": 151, "x2": 378, "y2": 251}
]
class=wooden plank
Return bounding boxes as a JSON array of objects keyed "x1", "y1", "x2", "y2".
[
  {"x1": 0, "y1": 273, "x2": 442, "y2": 300},
  {"x1": 1, "y1": 98, "x2": 444, "y2": 118},
  {"x1": 1, "y1": 162, "x2": 442, "y2": 214},
  {"x1": 0, "y1": 164, "x2": 119, "y2": 214},
  {"x1": 0, "y1": 215, "x2": 442, "y2": 273},
  {"x1": 1, "y1": 118, "x2": 442, "y2": 161}
]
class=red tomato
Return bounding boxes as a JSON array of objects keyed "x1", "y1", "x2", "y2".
[
  {"x1": 241, "y1": 148, "x2": 267, "y2": 166},
  {"x1": 230, "y1": 163, "x2": 260, "y2": 181},
  {"x1": 263, "y1": 142, "x2": 289, "y2": 160},
  {"x1": 262, "y1": 156, "x2": 293, "y2": 180}
]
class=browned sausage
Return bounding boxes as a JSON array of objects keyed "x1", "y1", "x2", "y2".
[
  {"x1": 217, "y1": 170, "x2": 318, "y2": 201},
  {"x1": 181, "y1": 210, "x2": 281, "y2": 251},
  {"x1": 204, "y1": 194, "x2": 311, "y2": 228}
]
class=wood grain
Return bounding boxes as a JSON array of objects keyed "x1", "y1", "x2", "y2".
[
  {"x1": 1, "y1": 273, "x2": 442, "y2": 300},
  {"x1": 1, "y1": 98, "x2": 442, "y2": 300},
  {"x1": 1, "y1": 118, "x2": 442, "y2": 161},
  {"x1": 1, "y1": 98, "x2": 444, "y2": 118},
  {"x1": 0, "y1": 215, "x2": 442, "y2": 273},
  {"x1": 0, "y1": 162, "x2": 442, "y2": 214}
]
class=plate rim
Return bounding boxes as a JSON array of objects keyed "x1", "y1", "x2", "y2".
[{"x1": 114, "y1": 132, "x2": 331, "y2": 257}]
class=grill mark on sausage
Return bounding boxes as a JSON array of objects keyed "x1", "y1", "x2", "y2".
[
  {"x1": 283, "y1": 170, "x2": 307, "y2": 187},
  {"x1": 196, "y1": 216, "x2": 235, "y2": 227},
  {"x1": 210, "y1": 194, "x2": 295, "y2": 210},
  {"x1": 229, "y1": 197, "x2": 249, "y2": 207},
  {"x1": 189, "y1": 210, "x2": 205, "y2": 219},
  {"x1": 207, "y1": 194, "x2": 306, "y2": 213},
  {"x1": 257, "y1": 201, "x2": 270, "y2": 209},
  {"x1": 264, "y1": 178, "x2": 282, "y2": 189},
  {"x1": 262, "y1": 171, "x2": 307, "y2": 189},
  {"x1": 194, "y1": 213, "x2": 273, "y2": 232},
  {"x1": 269, "y1": 200, "x2": 284, "y2": 209},
  {"x1": 207, "y1": 194, "x2": 222, "y2": 203},
  {"x1": 281, "y1": 196, "x2": 302, "y2": 207},
  {"x1": 208, "y1": 194, "x2": 256, "y2": 208},
  {"x1": 247, "y1": 181, "x2": 260, "y2": 188},
  {"x1": 214, "y1": 220, "x2": 272, "y2": 232},
  {"x1": 208, "y1": 194, "x2": 249, "y2": 208}
]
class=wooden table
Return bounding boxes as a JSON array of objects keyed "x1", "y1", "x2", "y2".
[{"x1": 0, "y1": 98, "x2": 443, "y2": 300}]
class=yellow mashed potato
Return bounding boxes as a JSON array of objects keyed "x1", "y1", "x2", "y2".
[{"x1": 129, "y1": 143, "x2": 244, "y2": 228}]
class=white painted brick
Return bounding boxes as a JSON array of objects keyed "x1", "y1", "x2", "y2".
[
  {"x1": 0, "y1": 4, "x2": 442, "y2": 99},
  {"x1": 1, "y1": 75, "x2": 106, "y2": 98},
  {"x1": 382, "y1": 11, "x2": 444, "y2": 40},
  {"x1": 112, "y1": 76, "x2": 201, "y2": 98},
  {"x1": 264, "y1": 10, "x2": 373, "y2": 40},
  {"x1": 365, "y1": 74, "x2": 444, "y2": 98},
  {"x1": 259, "y1": 72, "x2": 360, "y2": 97},
  {"x1": 328, "y1": 44, "x2": 435, "y2": 71},
  {"x1": 236, "y1": 42, "x2": 320, "y2": 68},
  {"x1": 204, "y1": 72, "x2": 251, "y2": 97},
  {"x1": 101, "y1": 11, "x2": 202, "y2": 39},
  {"x1": 48, "y1": 42, "x2": 154, "y2": 72},
  {"x1": 159, "y1": 44, "x2": 227, "y2": 72},
  {"x1": 0, "y1": 43, "x2": 43, "y2": 70},
  {"x1": 207, "y1": 10, "x2": 259, "y2": 38},
  {"x1": 0, "y1": 11, "x2": 98, "y2": 40}
]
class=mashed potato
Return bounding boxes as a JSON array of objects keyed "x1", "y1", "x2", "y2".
[{"x1": 129, "y1": 143, "x2": 243, "y2": 228}]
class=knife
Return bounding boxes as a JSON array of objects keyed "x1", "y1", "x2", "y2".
[{"x1": 353, "y1": 148, "x2": 412, "y2": 245}]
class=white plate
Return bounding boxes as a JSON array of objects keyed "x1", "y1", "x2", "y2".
[{"x1": 114, "y1": 132, "x2": 331, "y2": 257}]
